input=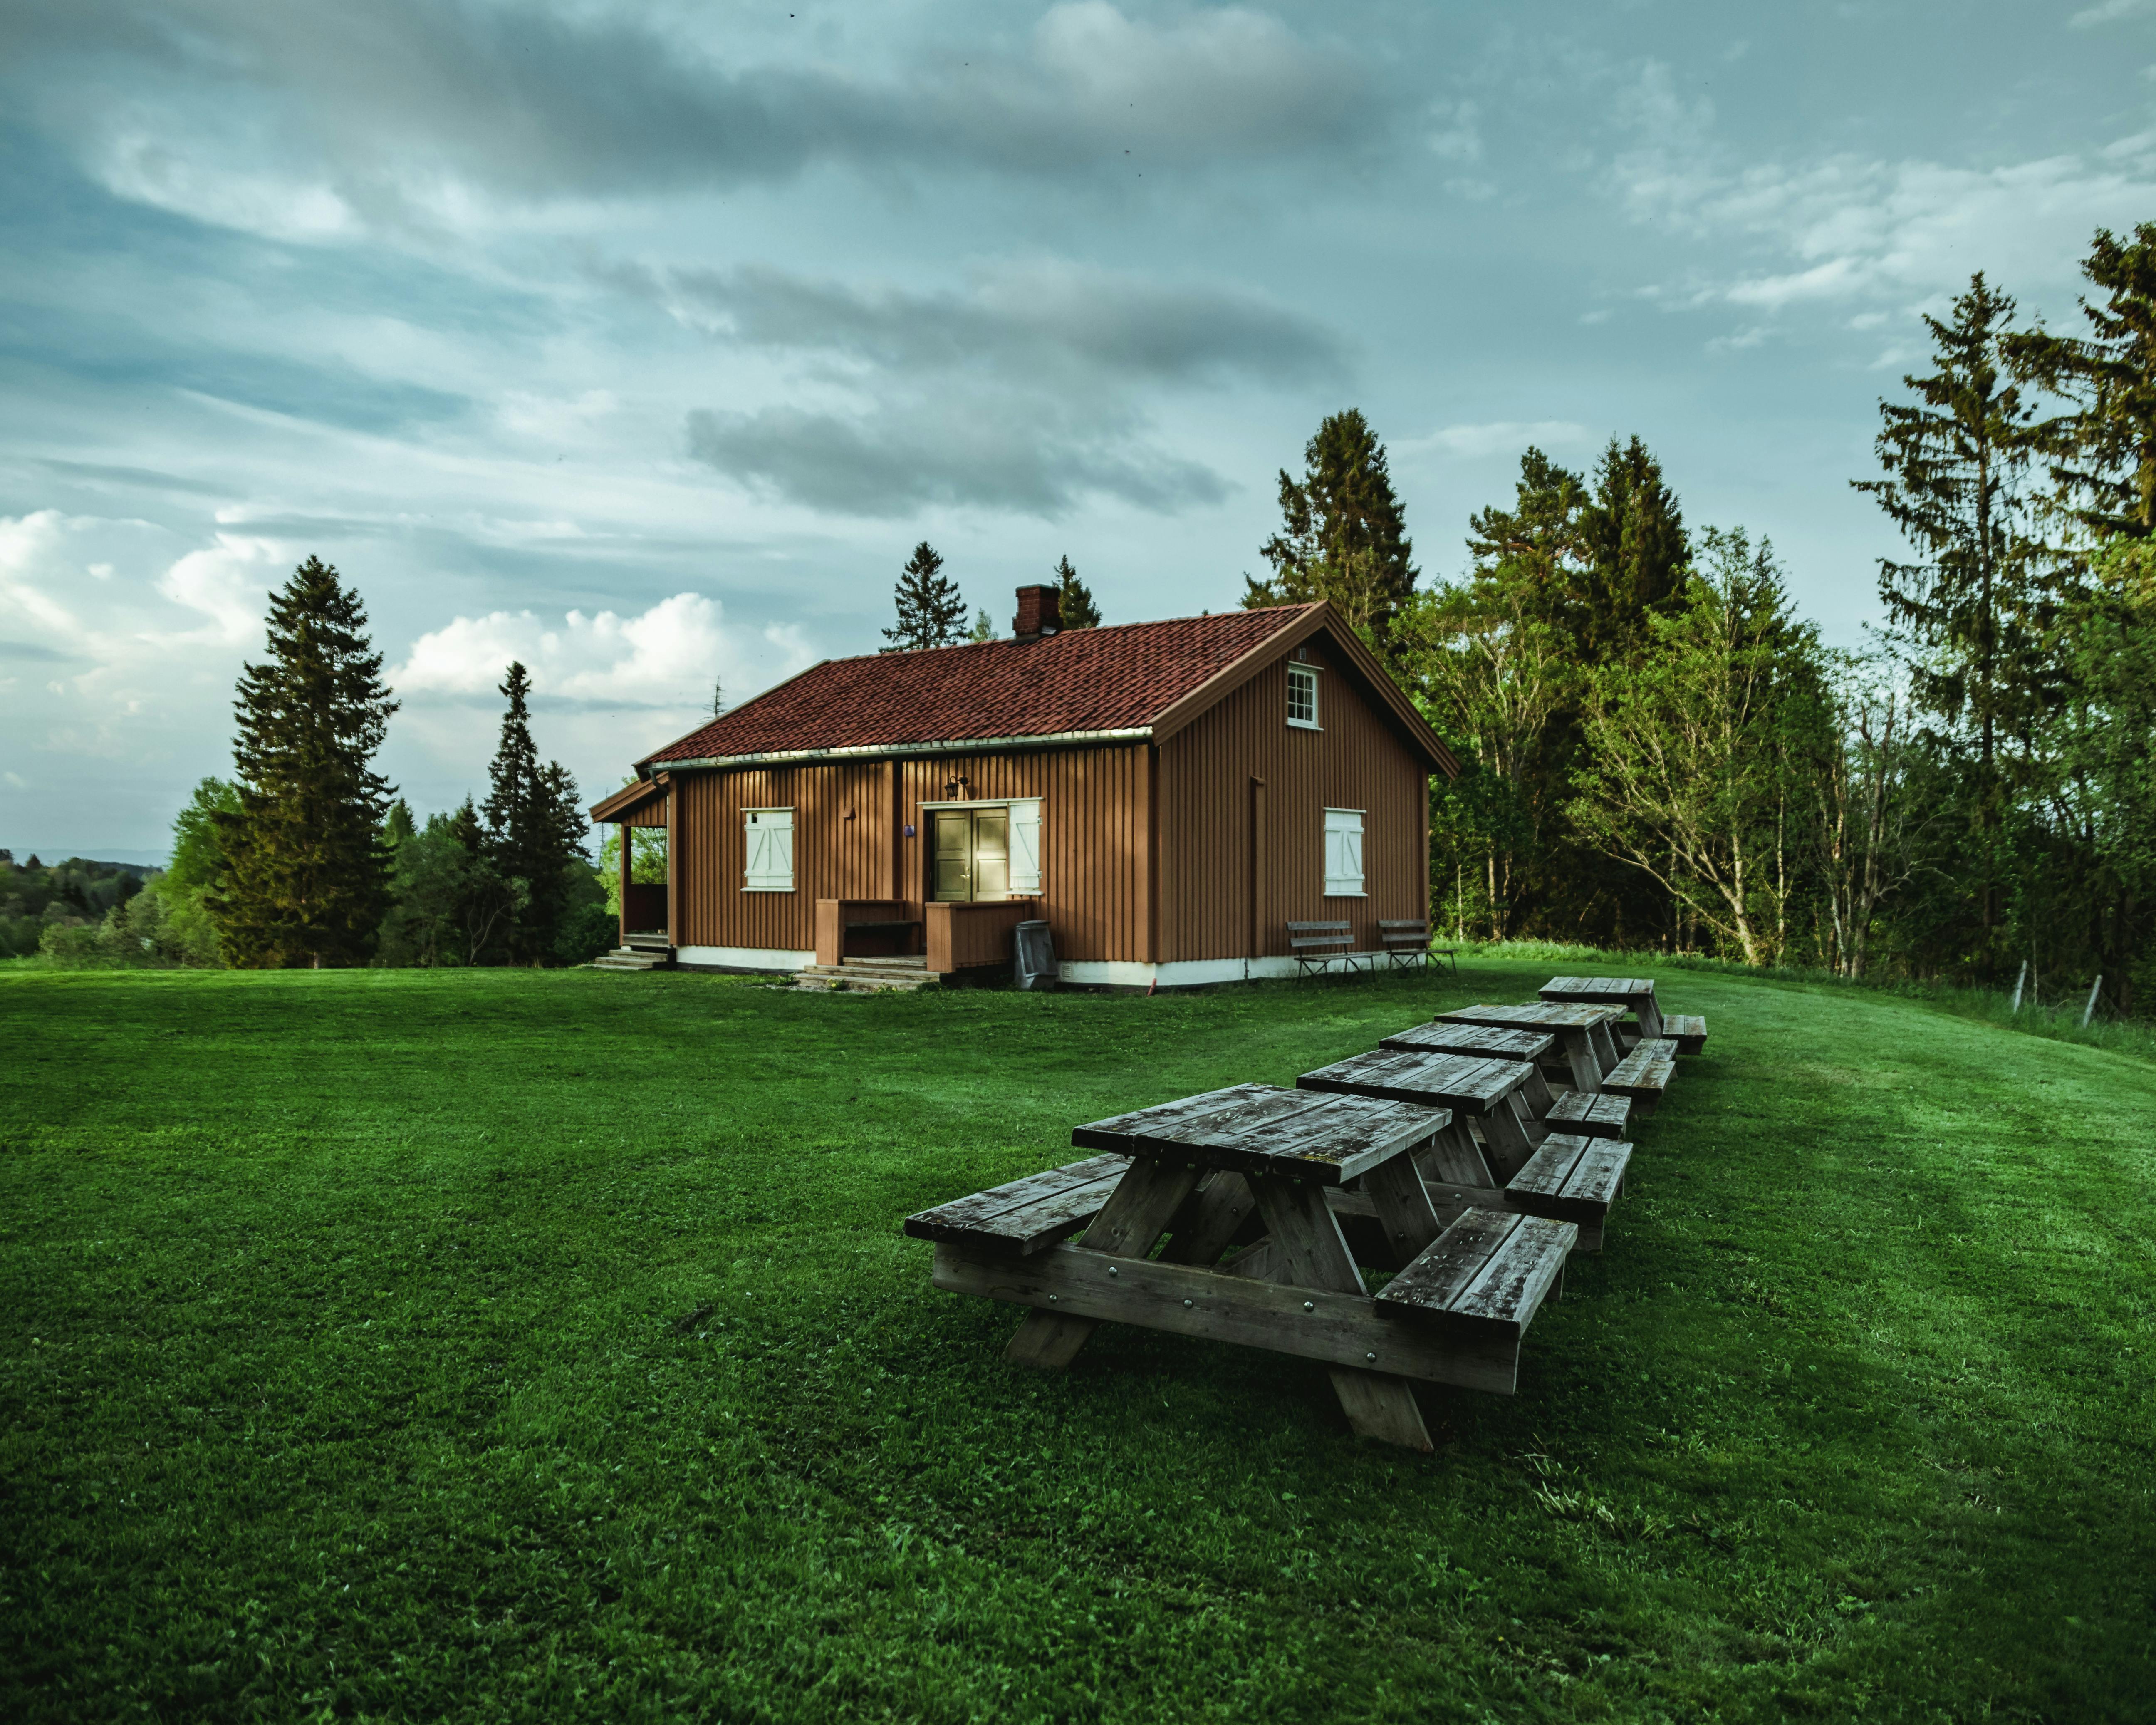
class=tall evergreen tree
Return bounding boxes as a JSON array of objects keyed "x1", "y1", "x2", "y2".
[
  {"x1": 1854, "y1": 274, "x2": 2045, "y2": 967},
  {"x1": 2006, "y1": 223, "x2": 2156, "y2": 543},
  {"x1": 482, "y1": 662, "x2": 589, "y2": 964},
  {"x1": 1578, "y1": 436, "x2": 1691, "y2": 657},
  {"x1": 1243, "y1": 409, "x2": 1416, "y2": 649},
  {"x1": 882, "y1": 541, "x2": 967, "y2": 651},
  {"x1": 1053, "y1": 554, "x2": 1102, "y2": 628},
  {"x1": 210, "y1": 556, "x2": 398, "y2": 967}
]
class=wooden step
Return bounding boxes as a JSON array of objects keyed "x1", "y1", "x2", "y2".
[{"x1": 792, "y1": 965, "x2": 937, "y2": 991}]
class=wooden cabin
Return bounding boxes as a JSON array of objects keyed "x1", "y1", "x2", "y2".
[{"x1": 589, "y1": 587, "x2": 1459, "y2": 986}]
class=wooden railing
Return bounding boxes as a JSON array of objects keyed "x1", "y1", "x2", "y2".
[{"x1": 926, "y1": 899, "x2": 1038, "y2": 974}]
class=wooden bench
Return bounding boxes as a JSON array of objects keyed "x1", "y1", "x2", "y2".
[
  {"x1": 1663, "y1": 1014, "x2": 1708, "y2": 1055},
  {"x1": 910, "y1": 1083, "x2": 1579, "y2": 1448},
  {"x1": 1600, "y1": 1037, "x2": 1678, "y2": 1114},
  {"x1": 1378, "y1": 920, "x2": 1456, "y2": 973},
  {"x1": 1288, "y1": 921, "x2": 1360, "y2": 977},
  {"x1": 1545, "y1": 1090, "x2": 1631, "y2": 1139}
]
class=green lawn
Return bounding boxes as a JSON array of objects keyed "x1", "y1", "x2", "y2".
[{"x1": 2, "y1": 961, "x2": 2151, "y2": 1723}]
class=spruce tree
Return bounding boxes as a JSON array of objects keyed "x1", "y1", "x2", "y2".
[
  {"x1": 1053, "y1": 554, "x2": 1102, "y2": 628},
  {"x1": 480, "y1": 662, "x2": 590, "y2": 964},
  {"x1": 882, "y1": 542, "x2": 967, "y2": 650},
  {"x1": 1243, "y1": 410, "x2": 1416, "y2": 649},
  {"x1": 1579, "y1": 436, "x2": 1690, "y2": 658},
  {"x1": 210, "y1": 556, "x2": 398, "y2": 967},
  {"x1": 2006, "y1": 223, "x2": 2156, "y2": 542}
]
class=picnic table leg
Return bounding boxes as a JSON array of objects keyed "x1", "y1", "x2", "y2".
[
  {"x1": 1360, "y1": 1155, "x2": 1445, "y2": 1263},
  {"x1": 1158, "y1": 1171, "x2": 1260, "y2": 1266},
  {"x1": 1419, "y1": 1124, "x2": 1497, "y2": 1188},
  {"x1": 1587, "y1": 1019, "x2": 1624, "y2": 1073},
  {"x1": 1245, "y1": 1174, "x2": 1433, "y2": 1452},
  {"x1": 1635, "y1": 997, "x2": 1665, "y2": 1039},
  {"x1": 1473, "y1": 1102, "x2": 1537, "y2": 1182},
  {"x1": 1513, "y1": 1062, "x2": 1555, "y2": 1114},
  {"x1": 1559, "y1": 1029, "x2": 1602, "y2": 1092},
  {"x1": 1003, "y1": 1158, "x2": 1202, "y2": 1370}
]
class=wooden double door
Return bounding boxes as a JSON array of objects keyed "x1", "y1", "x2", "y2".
[{"x1": 933, "y1": 808, "x2": 1009, "y2": 902}]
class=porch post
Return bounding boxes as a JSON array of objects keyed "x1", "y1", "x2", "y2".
[
  {"x1": 617, "y1": 818, "x2": 631, "y2": 944},
  {"x1": 663, "y1": 777, "x2": 679, "y2": 946}
]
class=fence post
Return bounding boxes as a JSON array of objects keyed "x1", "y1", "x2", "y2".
[
  {"x1": 2082, "y1": 974, "x2": 2103, "y2": 1029},
  {"x1": 2010, "y1": 960, "x2": 2027, "y2": 1015}
]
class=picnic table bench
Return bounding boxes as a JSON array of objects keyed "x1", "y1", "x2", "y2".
[
  {"x1": 907, "y1": 1083, "x2": 1577, "y2": 1451},
  {"x1": 1663, "y1": 1014, "x2": 1708, "y2": 1055},
  {"x1": 1296, "y1": 1047, "x2": 1547, "y2": 1180},
  {"x1": 1538, "y1": 975, "x2": 1664, "y2": 1041},
  {"x1": 1599, "y1": 1036, "x2": 1678, "y2": 1115},
  {"x1": 1434, "y1": 1002, "x2": 1626, "y2": 1093}
]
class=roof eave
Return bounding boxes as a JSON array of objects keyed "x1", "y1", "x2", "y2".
[{"x1": 653, "y1": 726, "x2": 1156, "y2": 772}]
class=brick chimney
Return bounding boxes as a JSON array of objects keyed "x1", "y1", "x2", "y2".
[{"x1": 1011, "y1": 583, "x2": 1062, "y2": 641}]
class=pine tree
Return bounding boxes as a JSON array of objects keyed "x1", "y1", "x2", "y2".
[
  {"x1": 1242, "y1": 410, "x2": 1417, "y2": 649},
  {"x1": 210, "y1": 556, "x2": 399, "y2": 967},
  {"x1": 2006, "y1": 224, "x2": 2156, "y2": 543},
  {"x1": 711, "y1": 676, "x2": 726, "y2": 719},
  {"x1": 1053, "y1": 554, "x2": 1102, "y2": 628},
  {"x1": 1579, "y1": 436, "x2": 1690, "y2": 658},
  {"x1": 482, "y1": 662, "x2": 589, "y2": 964},
  {"x1": 1854, "y1": 274, "x2": 2045, "y2": 966},
  {"x1": 882, "y1": 542, "x2": 967, "y2": 650}
]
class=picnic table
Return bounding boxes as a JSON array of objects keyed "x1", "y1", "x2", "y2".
[
  {"x1": 1434, "y1": 1002, "x2": 1626, "y2": 1093},
  {"x1": 1296, "y1": 1048, "x2": 1547, "y2": 1180},
  {"x1": 1537, "y1": 975, "x2": 1664, "y2": 1041},
  {"x1": 906, "y1": 1083, "x2": 1577, "y2": 1452},
  {"x1": 1374, "y1": 1023, "x2": 1558, "y2": 1111}
]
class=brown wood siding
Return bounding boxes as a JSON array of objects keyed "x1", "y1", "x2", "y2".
[
  {"x1": 1158, "y1": 642, "x2": 1428, "y2": 961},
  {"x1": 673, "y1": 745, "x2": 1149, "y2": 962}
]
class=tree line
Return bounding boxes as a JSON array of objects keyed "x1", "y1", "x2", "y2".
[
  {"x1": 1254, "y1": 224, "x2": 2156, "y2": 1019},
  {"x1": 34, "y1": 558, "x2": 608, "y2": 969}
]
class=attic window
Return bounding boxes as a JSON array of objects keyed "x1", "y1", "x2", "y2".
[{"x1": 1287, "y1": 664, "x2": 1320, "y2": 729}]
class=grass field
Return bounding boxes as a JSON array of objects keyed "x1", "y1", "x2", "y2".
[{"x1": 3, "y1": 960, "x2": 2153, "y2": 1723}]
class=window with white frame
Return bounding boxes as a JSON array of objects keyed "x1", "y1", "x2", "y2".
[
  {"x1": 1323, "y1": 808, "x2": 1365, "y2": 897},
  {"x1": 1287, "y1": 663, "x2": 1320, "y2": 729},
  {"x1": 743, "y1": 807, "x2": 795, "y2": 891}
]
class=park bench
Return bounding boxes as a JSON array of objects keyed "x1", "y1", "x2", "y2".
[
  {"x1": 1379, "y1": 920, "x2": 1456, "y2": 973},
  {"x1": 906, "y1": 1083, "x2": 1578, "y2": 1450},
  {"x1": 1663, "y1": 1014, "x2": 1708, "y2": 1055},
  {"x1": 1538, "y1": 975, "x2": 1664, "y2": 1043},
  {"x1": 1289, "y1": 921, "x2": 1360, "y2": 978},
  {"x1": 1435, "y1": 1002, "x2": 1626, "y2": 1093},
  {"x1": 1297, "y1": 1047, "x2": 1548, "y2": 1180},
  {"x1": 1599, "y1": 1037, "x2": 1678, "y2": 1115}
]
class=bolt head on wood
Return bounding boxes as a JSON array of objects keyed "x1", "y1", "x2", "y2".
[{"x1": 1303, "y1": 1301, "x2": 1314, "y2": 1311}]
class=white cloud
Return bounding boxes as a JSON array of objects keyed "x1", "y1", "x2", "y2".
[
  {"x1": 1397, "y1": 420, "x2": 1590, "y2": 460},
  {"x1": 391, "y1": 592, "x2": 812, "y2": 711},
  {"x1": 2072, "y1": 0, "x2": 2156, "y2": 26}
]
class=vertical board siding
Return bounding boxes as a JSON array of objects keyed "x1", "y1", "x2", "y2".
[
  {"x1": 673, "y1": 746, "x2": 1148, "y2": 962},
  {"x1": 1158, "y1": 641, "x2": 1428, "y2": 961}
]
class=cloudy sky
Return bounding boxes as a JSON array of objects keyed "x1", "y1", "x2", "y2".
[{"x1": 3, "y1": 0, "x2": 2152, "y2": 859}]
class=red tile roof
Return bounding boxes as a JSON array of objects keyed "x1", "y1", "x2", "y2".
[{"x1": 643, "y1": 606, "x2": 1313, "y2": 765}]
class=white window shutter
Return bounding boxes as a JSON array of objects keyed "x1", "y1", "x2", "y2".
[
  {"x1": 1008, "y1": 800, "x2": 1043, "y2": 894},
  {"x1": 744, "y1": 808, "x2": 795, "y2": 891},
  {"x1": 1324, "y1": 809, "x2": 1364, "y2": 897}
]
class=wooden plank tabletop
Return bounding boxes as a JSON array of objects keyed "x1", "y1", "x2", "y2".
[
  {"x1": 1438, "y1": 1001, "x2": 1624, "y2": 1032},
  {"x1": 1378, "y1": 1022, "x2": 1556, "y2": 1062},
  {"x1": 1071, "y1": 1084, "x2": 1444, "y2": 1185},
  {"x1": 1296, "y1": 1048, "x2": 1527, "y2": 1114},
  {"x1": 1539, "y1": 975, "x2": 1655, "y2": 1001}
]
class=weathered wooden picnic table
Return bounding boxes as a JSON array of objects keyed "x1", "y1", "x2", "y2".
[
  {"x1": 906, "y1": 1082, "x2": 1577, "y2": 1452},
  {"x1": 1296, "y1": 1048, "x2": 1634, "y2": 1251},
  {"x1": 1297, "y1": 1047, "x2": 1547, "y2": 1178},
  {"x1": 1374, "y1": 1022, "x2": 1558, "y2": 1110},
  {"x1": 1537, "y1": 975, "x2": 1664, "y2": 1041},
  {"x1": 1435, "y1": 1001, "x2": 1626, "y2": 1092}
]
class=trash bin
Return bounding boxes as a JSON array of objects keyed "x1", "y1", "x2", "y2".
[{"x1": 1013, "y1": 920, "x2": 1057, "y2": 991}]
